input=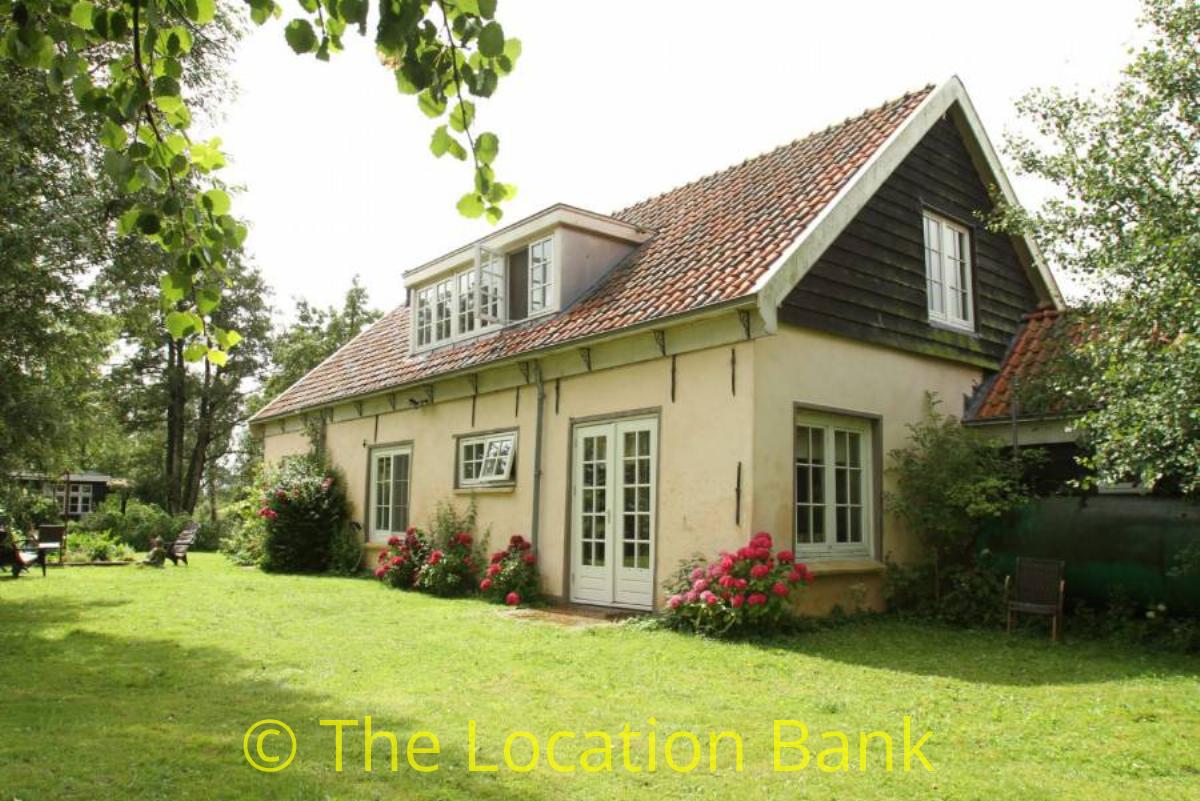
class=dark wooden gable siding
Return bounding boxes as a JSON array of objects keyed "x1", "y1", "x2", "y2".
[{"x1": 779, "y1": 114, "x2": 1041, "y2": 368}]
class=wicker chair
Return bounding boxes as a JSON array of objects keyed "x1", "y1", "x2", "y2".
[{"x1": 1005, "y1": 558, "x2": 1066, "y2": 642}]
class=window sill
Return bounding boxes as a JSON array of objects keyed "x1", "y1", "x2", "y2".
[
  {"x1": 928, "y1": 319, "x2": 979, "y2": 338},
  {"x1": 798, "y1": 558, "x2": 886, "y2": 576},
  {"x1": 453, "y1": 484, "x2": 516, "y2": 496}
]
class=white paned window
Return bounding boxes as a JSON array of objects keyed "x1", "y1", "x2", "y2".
[
  {"x1": 68, "y1": 483, "x2": 92, "y2": 515},
  {"x1": 923, "y1": 212, "x2": 974, "y2": 331},
  {"x1": 457, "y1": 270, "x2": 476, "y2": 336},
  {"x1": 794, "y1": 412, "x2": 872, "y2": 558},
  {"x1": 434, "y1": 278, "x2": 454, "y2": 341},
  {"x1": 415, "y1": 287, "x2": 434, "y2": 347},
  {"x1": 458, "y1": 432, "x2": 517, "y2": 486},
  {"x1": 528, "y1": 237, "x2": 553, "y2": 314},
  {"x1": 479, "y1": 252, "x2": 505, "y2": 327},
  {"x1": 370, "y1": 446, "x2": 411, "y2": 541}
]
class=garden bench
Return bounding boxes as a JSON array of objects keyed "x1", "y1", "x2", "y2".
[
  {"x1": 166, "y1": 523, "x2": 198, "y2": 566},
  {"x1": 1005, "y1": 557, "x2": 1066, "y2": 642}
]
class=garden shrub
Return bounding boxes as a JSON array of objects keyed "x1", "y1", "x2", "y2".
[
  {"x1": 258, "y1": 455, "x2": 353, "y2": 574},
  {"x1": 415, "y1": 530, "x2": 481, "y2": 596},
  {"x1": 218, "y1": 496, "x2": 268, "y2": 567},
  {"x1": 75, "y1": 497, "x2": 187, "y2": 551},
  {"x1": 374, "y1": 500, "x2": 488, "y2": 597},
  {"x1": 0, "y1": 484, "x2": 62, "y2": 533},
  {"x1": 884, "y1": 554, "x2": 1007, "y2": 627},
  {"x1": 662, "y1": 532, "x2": 812, "y2": 637},
  {"x1": 1070, "y1": 592, "x2": 1200, "y2": 654},
  {"x1": 63, "y1": 529, "x2": 136, "y2": 563},
  {"x1": 329, "y1": 522, "x2": 366, "y2": 576},
  {"x1": 374, "y1": 527, "x2": 430, "y2": 588},
  {"x1": 480, "y1": 535, "x2": 540, "y2": 606}
]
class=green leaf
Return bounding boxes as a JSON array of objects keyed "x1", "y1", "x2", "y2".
[
  {"x1": 201, "y1": 188, "x2": 231, "y2": 216},
  {"x1": 184, "y1": 0, "x2": 216, "y2": 24},
  {"x1": 478, "y1": 21, "x2": 504, "y2": 58},
  {"x1": 183, "y1": 341, "x2": 209, "y2": 362},
  {"x1": 70, "y1": 1, "x2": 94, "y2": 29},
  {"x1": 478, "y1": 0, "x2": 497, "y2": 19},
  {"x1": 99, "y1": 119, "x2": 127, "y2": 149},
  {"x1": 224, "y1": 330, "x2": 243, "y2": 349},
  {"x1": 196, "y1": 287, "x2": 221, "y2": 314},
  {"x1": 417, "y1": 89, "x2": 446, "y2": 118},
  {"x1": 475, "y1": 131, "x2": 498, "y2": 164},
  {"x1": 206, "y1": 348, "x2": 229, "y2": 367},
  {"x1": 430, "y1": 125, "x2": 452, "y2": 158},
  {"x1": 456, "y1": 193, "x2": 485, "y2": 219},
  {"x1": 284, "y1": 19, "x2": 318, "y2": 54},
  {"x1": 165, "y1": 310, "x2": 202, "y2": 340},
  {"x1": 153, "y1": 76, "x2": 180, "y2": 98},
  {"x1": 159, "y1": 272, "x2": 190, "y2": 303},
  {"x1": 153, "y1": 95, "x2": 184, "y2": 114},
  {"x1": 485, "y1": 205, "x2": 503, "y2": 225},
  {"x1": 456, "y1": 0, "x2": 480, "y2": 14},
  {"x1": 448, "y1": 99, "x2": 475, "y2": 133},
  {"x1": 446, "y1": 138, "x2": 467, "y2": 161}
]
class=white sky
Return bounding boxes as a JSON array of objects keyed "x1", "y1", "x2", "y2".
[{"x1": 214, "y1": 0, "x2": 1143, "y2": 317}]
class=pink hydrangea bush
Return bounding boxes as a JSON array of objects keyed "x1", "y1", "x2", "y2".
[
  {"x1": 373, "y1": 527, "x2": 430, "y2": 589},
  {"x1": 479, "y1": 535, "x2": 540, "y2": 606},
  {"x1": 662, "y1": 532, "x2": 812, "y2": 637}
]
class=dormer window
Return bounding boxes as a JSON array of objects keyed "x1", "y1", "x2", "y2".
[
  {"x1": 528, "y1": 237, "x2": 553, "y2": 315},
  {"x1": 404, "y1": 206, "x2": 651, "y2": 353},
  {"x1": 923, "y1": 211, "x2": 974, "y2": 331}
]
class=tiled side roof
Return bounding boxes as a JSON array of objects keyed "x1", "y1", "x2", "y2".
[
  {"x1": 967, "y1": 307, "x2": 1081, "y2": 421},
  {"x1": 253, "y1": 86, "x2": 934, "y2": 422}
]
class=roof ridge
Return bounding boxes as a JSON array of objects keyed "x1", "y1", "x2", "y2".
[{"x1": 610, "y1": 84, "x2": 935, "y2": 220}]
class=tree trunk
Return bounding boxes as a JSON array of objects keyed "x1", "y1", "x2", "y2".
[
  {"x1": 181, "y1": 356, "x2": 213, "y2": 515},
  {"x1": 164, "y1": 337, "x2": 186, "y2": 514}
]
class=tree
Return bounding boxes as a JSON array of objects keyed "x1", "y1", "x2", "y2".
[
  {"x1": 998, "y1": 0, "x2": 1200, "y2": 493},
  {"x1": 0, "y1": 59, "x2": 112, "y2": 474},
  {"x1": 99, "y1": 248, "x2": 272, "y2": 513},
  {"x1": 1, "y1": 0, "x2": 520, "y2": 369}
]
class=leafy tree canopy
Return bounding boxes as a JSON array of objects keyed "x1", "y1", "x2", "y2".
[
  {"x1": 998, "y1": 0, "x2": 1199, "y2": 493},
  {"x1": 0, "y1": 0, "x2": 519, "y2": 367}
]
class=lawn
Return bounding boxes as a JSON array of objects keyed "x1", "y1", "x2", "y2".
[{"x1": 1, "y1": 555, "x2": 1197, "y2": 801}]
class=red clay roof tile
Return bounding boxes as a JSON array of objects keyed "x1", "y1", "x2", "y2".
[{"x1": 253, "y1": 86, "x2": 934, "y2": 422}]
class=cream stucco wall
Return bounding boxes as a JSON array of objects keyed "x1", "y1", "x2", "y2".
[
  {"x1": 259, "y1": 317, "x2": 985, "y2": 613},
  {"x1": 260, "y1": 336, "x2": 755, "y2": 607},
  {"x1": 750, "y1": 325, "x2": 984, "y2": 611}
]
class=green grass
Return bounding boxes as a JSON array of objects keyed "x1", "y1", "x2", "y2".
[{"x1": 1, "y1": 555, "x2": 1198, "y2": 801}]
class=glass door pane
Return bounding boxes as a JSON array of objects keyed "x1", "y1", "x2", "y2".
[{"x1": 580, "y1": 433, "x2": 607, "y2": 567}]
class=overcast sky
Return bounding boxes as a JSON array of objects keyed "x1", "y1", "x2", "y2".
[{"x1": 213, "y1": 0, "x2": 1143, "y2": 317}]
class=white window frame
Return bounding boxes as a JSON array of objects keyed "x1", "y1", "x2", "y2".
[
  {"x1": 457, "y1": 431, "x2": 517, "y2": 487},
  {"x1": 414, "y1": 286, "x2": 434, "y2": 347},
  {"x1": 476, "y1": 246, "x2": 506, "y2": 328},
  {"x1": 793, "y1": 411, "x2": 873, "y2": 559},
  {"x1": 368, "y1": 445, "x2": 412, "y2": 543},
  {"x1": 922, "y1": 211, "x2": 974, "y2": 331},
  {"x1": 527, "y1": 236, "x2": 554, "y2": 316},
  {"x1": 68, "y1": 483, "x2": 92, "y2": 516},
  {"x1": 456, "y1": 270, "x2": 476, "y2": 336}
]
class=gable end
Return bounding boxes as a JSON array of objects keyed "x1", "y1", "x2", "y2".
[{"x1": 778, "y1": 114, "x2": 1041, "y2": 368}]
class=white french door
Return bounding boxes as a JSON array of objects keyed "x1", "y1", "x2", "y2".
[
  {"x1": 571, "y1": 417, "x2": 657, "y2": 609},
  {"x1": 369, "y1": 445, "x2": 412, "y2": 543}
]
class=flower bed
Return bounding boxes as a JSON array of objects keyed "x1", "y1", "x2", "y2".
[{"x1": 663, "y1": 532, "x2": 812, "y2": 637}]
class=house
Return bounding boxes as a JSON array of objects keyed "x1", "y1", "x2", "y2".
[
  {"x1": 11, "y1": 471, "x2": 114, "y2": 519},
  {"x1": 249, "y1": 77, "x2": 1063, "y2": 614}
]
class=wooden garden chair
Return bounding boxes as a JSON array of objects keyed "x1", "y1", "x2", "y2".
[
  {"x1": 35, "y1": 524, "x2": 66, "y2": 567},
  {"x1": 1005, "y1": 557, "x2": 1066, "y2": 642},
  {"x1": 165, "y1": 523, "x2": 199, "y2": 566}
]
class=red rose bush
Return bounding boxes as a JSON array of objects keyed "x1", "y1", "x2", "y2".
[
  {"x1": 479, "y1": 535, "x2": 540, "y2": 606},
  {"x1": 374, "y1": 527, "x2": 430, "y2": 589},
  {"x1": 663, "y1": 532, "x2": 812, "y2": 637}
]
